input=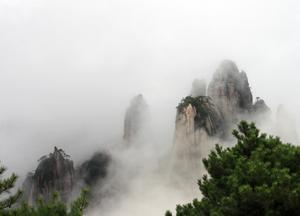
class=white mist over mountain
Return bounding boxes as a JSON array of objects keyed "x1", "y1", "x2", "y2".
[{"x1": 0, "y1": 0, "x2": 299, "y2": 215}]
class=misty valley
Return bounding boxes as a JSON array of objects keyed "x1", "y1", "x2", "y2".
[
  {"x1": 1, "y1": 1, "x2": 299, "y2": 214},
  {"x1": 2, "y1": 60, "x2": 299, "y2": 216}
]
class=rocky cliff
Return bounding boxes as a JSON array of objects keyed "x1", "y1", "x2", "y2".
[
  {"x1": 76, "y1": 152, "x2": 110, "y2": 187},
  {"x1": 176, "y1": 96, "x2": 224, "y2": 137},
  {"x1": 172, "y1": 60, "x2": 270, "y2": 172},
  {"x1": 172, "y1": 96, "x2": 225, "y2": 176},
  {"x1": 123, "y1": 94, "x2": 148, "y2": 143},
  {"x1": 23, "y1": 147, "x2": 74, "y2": 204},
  {"x1": 23, "y1": 148, "x2": 111, "y2": 205},
  {"x1": 253, "y1": 98, "x2": 270, "y2": 115},
  {"x1": 207, "y1": 60, "x2": 253, "y2": 123}
]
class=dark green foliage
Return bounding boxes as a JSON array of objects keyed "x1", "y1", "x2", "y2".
[
  {"x1": 177, "y1": 96, "x2": 209, "y2": 132},
  {"x1": 176, "y1": 96, "x2": 224, "y2": 136},
  {"x1": 167, "y1": 121, "x2": 300, "y2": 216},
  {"x1": 165, "y1": 210, "x2": 172, "y2": 216},
  {"x1": 177, "y1": 96, "x2": 209, "y2": 120},
  {"x1": 1, "y1": 189, "x2": 88, "y2": 216},
  {"x1": 0, "y1": 165, "x2": 22, "y2": 210},
  {"x1": 68, "y1": 189, "x2": 89, "y2": 216}
]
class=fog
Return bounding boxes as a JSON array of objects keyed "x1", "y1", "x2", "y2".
[{"x1": 0, "y1": 0, "x2": 300, "y2": 215}]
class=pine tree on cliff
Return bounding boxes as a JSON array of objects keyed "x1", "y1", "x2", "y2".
[
  {"x1": 0, "y1": 165, "x2": 22, "y2": 210},
  {"x1": 167, "y1": 121, "x2": 300, "y2": 216}
]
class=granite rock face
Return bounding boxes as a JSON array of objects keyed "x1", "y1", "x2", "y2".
[
  {"x1": 172, "y1": 60, "x2": 270, "y2": 173},
  {"x1": 23, "y1": 148, "x2": 112, "y2": 205},
  {"x1": 23, "y1": 147, "x2": 74, "y2": 204},
  {"x1": 76, "y1": 152, "x2": 110, "y2": 187},
  {"x1": 123, "y1": 94, "x2": 148, "y2": 142},
  {"x1": 176, "y1": 96, "x2": 224, "y2": 137},
  {"x1": 173, "y1": 96, "x2": 225, "y2": 167},
  {"x1": 253, "y1": 98, "x2": 270, "y2": 115},
  {"x1": 207, "y1": 60, "x2": 253, "y2": 123}
]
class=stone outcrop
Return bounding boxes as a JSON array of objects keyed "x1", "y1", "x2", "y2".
[
  {"x1": 123, "y1": 94, "x2": 148, "y2": 142},
  {"x1": 23, "y1": 147, "x2": 74, "y2": 204},
  {"x1": 176, "y1": 96, "x2": 224, "y2": 137},
  {"x1": 207, "y1": 60, "x2": 253, "y2": 123},
  {"x1": 171, "y1": 95, "x2": 224, "y2": 184},
  {"x1": 253, "y1": 98, "x2": 270, "y2": 116},
  {"x1": 173, "y1": 96, "x2": 225, "y2": 163},
  {"x1": 23, "y1": 148, "x2": 112, "y2": 205},
  {"x1": 76, "y1": 152, "x2": 110, "y2": 187},
  {"x1": 172, "y1": 60, "x2": 270, "y2": 173}
]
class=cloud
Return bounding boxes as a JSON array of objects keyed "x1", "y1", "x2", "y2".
[{"x1": 0, "y1": 0, "x2": 299, "y2": 215}]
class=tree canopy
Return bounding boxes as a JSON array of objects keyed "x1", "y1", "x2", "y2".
[
  {"x1": 0, "y1": 166, "x2": 22, "y2": 211},
  {"x1": 3, "y1": 189, "x2": 88, "y2": 216},
  {"x1": 167, "y1": 121, "x2": 300, "y2": 216}
]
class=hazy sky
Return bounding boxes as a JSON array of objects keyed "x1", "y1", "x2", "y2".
[{"x1": 0, "y1": 0, "x2": 300, "y2": 174}]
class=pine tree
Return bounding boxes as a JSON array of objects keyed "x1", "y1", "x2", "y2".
[
  {"x1": 0, "y1": 165, "x2": 22, "y2": 211},
  {"x1": 5, "y1": 189, "x2": 89, "y2": 216},
  {"x1": 167, "y1": 121, "x2": 300, "y2": 216}
]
